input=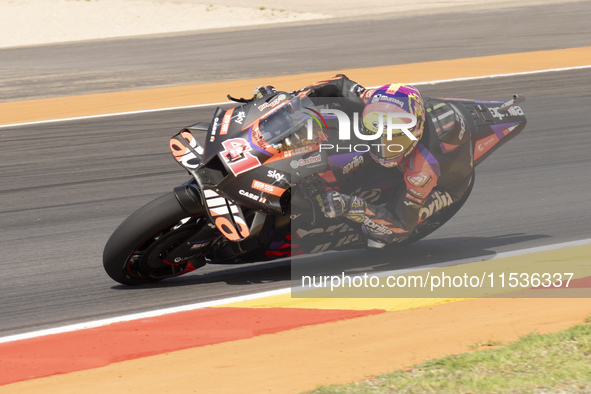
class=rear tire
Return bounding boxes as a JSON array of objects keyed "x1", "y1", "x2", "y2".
[{"x1": 103, "y1": 192, "x2": 209, "y2": 285}]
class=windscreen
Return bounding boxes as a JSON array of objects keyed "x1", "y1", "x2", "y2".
[{"x1": 259, "y1": 95, "x2": 324, "y2": 150}]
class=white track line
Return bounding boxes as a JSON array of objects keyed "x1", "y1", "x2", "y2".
[
  {"x1": 410, "y1": 64, "x2": 591, "y2": 86},
  {"x1": 1, "y1": 64, "x2": 590, "y2": 129},
  {"x1": 0, "y1": 288, "x2": 291, "y2": 344},
  {"x1": 1, "y1": 238, "x2": 589, "y2": 344}
]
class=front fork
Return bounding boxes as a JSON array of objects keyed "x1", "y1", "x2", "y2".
[{"x1": 167, "y1": 179, "x2": 279, "y2": 264}]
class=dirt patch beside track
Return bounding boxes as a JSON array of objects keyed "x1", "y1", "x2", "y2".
[{"x1": 2, "y1": 297, "x2": 591, "y2": 393}]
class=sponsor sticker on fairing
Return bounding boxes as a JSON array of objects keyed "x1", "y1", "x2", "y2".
[
  {"x1": 239, "y1": 189, "x2": 267, "y2": 204},
  {"x1": 252, "y1": 179, "x2": 286, "y2": 197},
  {"x1": 290, "y1": 154, "x2": 322, "y2": 169},
  {"x1": 233, "y1": 110, "x2": 246, "y2": 125},
  {"x1": 210, "y1": 116, "x2": 220, "y2": 142},
  {"x1": 282, "y1": 145, "x2": 315, "y2": 158},
  {"x1": 267, "y1": 169, "x2": 286, "y2": 182},
  {"x1": 220, "y1": 108, "x2": 234, "y2": 135},
  {"x1": 488, "y1": 105, "x2": 524, "y2": 120},
  {"x1": 258, "y1": 94, "x2": 287, "y2": 112}
]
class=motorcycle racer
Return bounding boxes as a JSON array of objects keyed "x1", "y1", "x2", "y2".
[
  {"x1": 103, "y1": 74, "x2": 527, "y2": 284},
  {"x1": 294, "y1": 74, "x2": 475, "y2": 248}
]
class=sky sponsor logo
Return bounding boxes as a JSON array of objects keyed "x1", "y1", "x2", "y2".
[
  {"x1": 233, "y1": 110, "x2": 246, "y2": 125},
  {"x1": 267, "y1": 169, "x2": 285, "y2": 182}
]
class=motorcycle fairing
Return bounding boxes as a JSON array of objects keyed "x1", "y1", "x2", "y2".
[
  {"x1": 201, "y1": 188, "x2": 250, "y2": 241},
  {"x1": 427, "y1": 98, "x2": 527, "y2": 167},
  {"x1": 211, "y1": 163, "x2": 290, "y2": 214},
  {"x1": 469, "y1": 102, "x2": 526, "y2": 166},
  {"x1": 169, "y1": 129, "x2": 205, "y2": 170},
  {"x1": 194, "y1": 93, "x2": 329, "y2": 212},
  {"x1": 473, "y1": 122, "x2": 523, "y2": 162},
  {"x1": 204, "y1": 93, "x2": 293, "y2": 162},
  {"x1": 169, "y1": 93, "x2": 328, "y2": 239}
]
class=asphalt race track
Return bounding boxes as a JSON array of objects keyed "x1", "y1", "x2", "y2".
[
  {"x1": 1, "y1": 2, "x2": 590, "y2": 102},
  {"x1": 1, "y1": 2, "x2": 590, "y2": 337}
]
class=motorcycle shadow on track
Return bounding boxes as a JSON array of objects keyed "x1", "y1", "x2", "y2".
[
  {"x1": 109, "y1": 233, "x2": 549, "y2": 290},
  {"x1": 293, "y1": 233, "x2": 551, "y2": 278}
]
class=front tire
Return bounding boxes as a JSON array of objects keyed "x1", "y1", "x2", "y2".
[{"x1": 103, "y1": 192, "x2": 209, "y2": 285}]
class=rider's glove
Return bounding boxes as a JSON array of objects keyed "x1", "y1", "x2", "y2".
[
  {"x1": 316, "y1": 191, "x2": 366, "y2": 219},
  {"x1": 253, "y1": 85, "x2": 277, "y2": 99}
]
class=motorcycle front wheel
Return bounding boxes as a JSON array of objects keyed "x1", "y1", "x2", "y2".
[{"x1": 103, "y1": 192, "x2": 212, "y2": 285}]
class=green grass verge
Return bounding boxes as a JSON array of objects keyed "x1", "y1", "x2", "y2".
[{"x1": 307, "y1": 321, "x2": 591, "y2": 393}]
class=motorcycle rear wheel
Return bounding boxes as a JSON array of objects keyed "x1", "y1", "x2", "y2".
[{"x1": 103, "y1": 192, "x2": 210, "y2": 285}]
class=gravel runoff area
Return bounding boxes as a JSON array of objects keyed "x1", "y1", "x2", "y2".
[{"x1": 0, "y1": 0, "x2": 585, "y2": 49}]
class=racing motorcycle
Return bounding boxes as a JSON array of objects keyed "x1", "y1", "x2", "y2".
[{"x1": 103, "y1": 90, "x2": 527, "y2": 285}]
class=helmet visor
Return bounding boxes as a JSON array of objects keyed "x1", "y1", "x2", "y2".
[{"x1": 380, "y1": 131, "x2": 416, "y2": 159}]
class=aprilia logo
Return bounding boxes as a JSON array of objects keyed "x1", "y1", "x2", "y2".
[
  {"x1": 343, "y1": 155, "x2": 364, "y2": 174},
  {"x1": 489, "y1": 105, "x2": 524, "y2": 120},
  {"x1": 419, "y1": 191, "x2": 453, "y2": 221}
]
